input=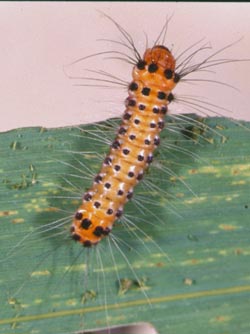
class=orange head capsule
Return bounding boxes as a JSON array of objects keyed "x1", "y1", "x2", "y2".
[{"x1": 144, "y1": 45, "x2": 176, "y2": 71}]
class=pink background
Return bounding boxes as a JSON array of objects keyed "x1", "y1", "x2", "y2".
[{"x1": 1, "y1": 2, "x2": 250, "y2": 132}]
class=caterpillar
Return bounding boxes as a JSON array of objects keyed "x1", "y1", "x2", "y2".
[
  {"x1": 70, "y1": 11, "x2": 248, "y2": 248},
  {"x1": 71, "y1": 44, "x2": 179, "y2": 247}
]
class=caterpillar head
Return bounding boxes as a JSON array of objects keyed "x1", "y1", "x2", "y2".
[{"x1": 143, "y1": 45, "x2": 176, "y2": 72}]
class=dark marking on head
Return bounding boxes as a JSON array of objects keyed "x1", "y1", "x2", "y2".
[
  {"x1": 148, "y1": 63, "x2": 158, "y2": 73},
  {"x1": 164, "y1": 69, "x2": 173, "y2": 79},
  {"x1": 134, "y1": 119, "x2": 140, "y2": 125},
  {"x1": 128, "y1": 171, "x2": 134, "y2": 178},
  {"x1": 94, "y1": 201, "x2": 101, "y2": 208},
  {"x1": 174, "y1": 73, "x2": 180, "y2": 83},
  {"x1": 137, "y1": 60, "x2": 146, "y2": 70},
  {"x1": 129, "y1": 134, "x2": 136, "y2": 140},
  {"x1": 144, "y1": 139, "x2": 151, "y2": 145}
]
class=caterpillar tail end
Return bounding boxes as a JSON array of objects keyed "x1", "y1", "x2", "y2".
[{"x1": 70, "y1": 210, "x2": 112, "y2": 247}]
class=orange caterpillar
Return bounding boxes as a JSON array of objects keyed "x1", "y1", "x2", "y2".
[{"x1": 71, "y1": 45, "x2": 180, "y2": 247}]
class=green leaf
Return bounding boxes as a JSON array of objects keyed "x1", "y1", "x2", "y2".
[{"x1": 0, "y1": 116, "x2": 250, "y2": 334}]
